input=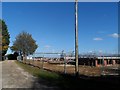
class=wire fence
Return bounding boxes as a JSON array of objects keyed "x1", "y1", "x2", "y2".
[{"x1": 16, "y1": 52, "x2": 120, "y2": 76}]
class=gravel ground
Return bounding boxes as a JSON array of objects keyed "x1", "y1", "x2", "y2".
[{"x1": 1, "y1": 60, "x2": 60, "y2": 90}]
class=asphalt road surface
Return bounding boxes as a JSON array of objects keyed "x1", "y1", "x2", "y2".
[{"x1": 1, "y1": 60, "x2": 59, "y2": 90}]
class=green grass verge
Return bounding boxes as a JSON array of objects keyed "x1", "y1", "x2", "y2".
[{"x1": 15, "y1": 61, "x2": 60, "y2": 80}]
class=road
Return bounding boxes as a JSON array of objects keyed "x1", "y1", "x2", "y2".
[{"x1": 1, "y1": 60, "x2": 59, "y2": 89}]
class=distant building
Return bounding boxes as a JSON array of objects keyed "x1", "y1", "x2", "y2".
[{"x1": 78, "y1": 56, "x2": 120, "y2": 67}]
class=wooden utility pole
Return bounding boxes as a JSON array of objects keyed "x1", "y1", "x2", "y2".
[{"x1": 75, "y1": 0, "x2": 79, "y2": 76}]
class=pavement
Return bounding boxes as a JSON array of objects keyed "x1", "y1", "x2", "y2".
[{"x1": 1, "y1": 60, "x2": 60, "y2": 89}]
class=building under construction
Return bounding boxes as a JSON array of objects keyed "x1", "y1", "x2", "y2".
[
  {"x1": 68, "y1": 56, "x2": 120, "y2": 67},
  {"x1": 30, "y1": 54, "x2": 120, "y2": 67}
]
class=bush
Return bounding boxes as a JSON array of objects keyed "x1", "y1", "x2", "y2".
[{"x1": 6, "y1": 52, "x2": 19, "y2": 60}]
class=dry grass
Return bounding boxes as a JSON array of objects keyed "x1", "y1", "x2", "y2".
[{"x1": 23, "y1": 60, "x2": 102, "y2": 76}]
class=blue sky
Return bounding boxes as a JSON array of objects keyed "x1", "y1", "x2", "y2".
[
  {"x1": 0, "y1": 2, "x2": 2, "y2": 19},
  {"x1": 2, "y1": 2, "x2": 118, "y2": 54},
  {"x1": 2, "y1": 0, "x2": 120, "y2": 2}
]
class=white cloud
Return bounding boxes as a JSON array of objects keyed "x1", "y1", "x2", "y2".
[
  {"x1": 109, "y1": 33, "x2": 119, "y2": 38},
  {"x1": 93, "y1": 38, "x2": 103, "y2": 41},
  {"x1": 44, "y1": 45, "x2": 51, "y2": 49}
]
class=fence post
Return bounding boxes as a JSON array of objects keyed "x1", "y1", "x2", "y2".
[
  {"x1": 42, "y1": 55, "x2": 44, "y2": 69},
  {"x1": 64, "y1": 53, "x2": 67, "y2": 74}
]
